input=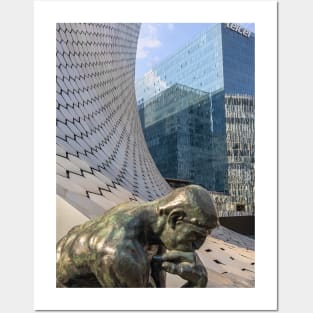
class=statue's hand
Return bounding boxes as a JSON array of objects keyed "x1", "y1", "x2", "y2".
[{"x1": 153, "y1": 251, "x2": 207, "y2": 287}]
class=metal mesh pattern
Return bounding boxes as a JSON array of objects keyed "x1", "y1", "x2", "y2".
[{"x1": 56, "y1": 23, "x2": 171, "y2": 218}]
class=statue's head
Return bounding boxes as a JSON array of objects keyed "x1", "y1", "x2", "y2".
[{"x1": 156, "y1": 185, "x2": 219, "y2": 252}]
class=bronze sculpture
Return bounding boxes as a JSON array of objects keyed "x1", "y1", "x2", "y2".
[{"x1": 56, "y1": 185, "x2": 219, "y2": 287}]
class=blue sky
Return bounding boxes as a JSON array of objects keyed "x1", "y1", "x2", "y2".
[{"x1": 135, "y1": 23, "x2": 255, "y2": 80}]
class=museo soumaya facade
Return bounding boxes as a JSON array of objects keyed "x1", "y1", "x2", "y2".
[
  {"x1": 136, "y1": 23, "x2": 255, "y2": 212},
  {"x1": 56, "y1": 23, "x2": 172, "y2": 237}
]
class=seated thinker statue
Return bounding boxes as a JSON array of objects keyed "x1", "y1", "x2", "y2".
[{"x1": 56, "y1": 184, "x2": 219, "y2": 287}]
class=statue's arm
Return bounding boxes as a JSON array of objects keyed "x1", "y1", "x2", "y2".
[
  {"x1": 154, "y1": 251, "x2": 208, "y2": 288},
  {"x1": 150, "y1": 245, "x2": 167, "y2": 287}
]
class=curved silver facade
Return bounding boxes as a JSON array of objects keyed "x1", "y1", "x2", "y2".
[{"x1": 56, "y1": 23, "x2": 171, "y2": 219}]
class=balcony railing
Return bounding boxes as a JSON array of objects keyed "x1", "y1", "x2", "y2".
[{"x1": 218, "y1": 210, "x2": 255, "y2": 217}]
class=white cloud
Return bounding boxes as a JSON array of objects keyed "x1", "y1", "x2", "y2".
[
  {"x1": 143, "y1": 70, "x2": 168, "y2": 92},
  {"x1": 136, "y1": 24, "x2": 161, "y2": 59},
  {"x1": 148, "y1": 55, "x2": 160, "y2": 68},
  {"x1": 167, "y1": 23, "x2": 174, "y2": 31}
]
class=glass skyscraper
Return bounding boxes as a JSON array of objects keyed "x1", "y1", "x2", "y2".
[
  {"x1": 135, "y1": 23, "x2": 254, "y2": 104},
  {"x1": 136, "y1": 23, "x2": 255, "y2": 212},
  {"x1": 139, "y1": 84, "x2": 227, "y2": 192}
]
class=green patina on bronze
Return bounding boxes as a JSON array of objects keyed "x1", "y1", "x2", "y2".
[{"x1": 56, "y1": 185, "x2": 219, "y2": 287}]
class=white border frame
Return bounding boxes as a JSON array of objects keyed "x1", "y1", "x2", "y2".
[{"x1": 34, "y1": 0, "x2": 277, "y2": 310}]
